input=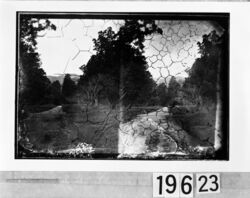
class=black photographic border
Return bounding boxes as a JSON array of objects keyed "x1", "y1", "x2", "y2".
[{"x1": 15, "y1": 12, "x2": 229, "y2": 160}]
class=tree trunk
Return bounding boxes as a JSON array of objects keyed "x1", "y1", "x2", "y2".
[{"x1": 214, "y1": 51, "x2": 222, "y2": 151}]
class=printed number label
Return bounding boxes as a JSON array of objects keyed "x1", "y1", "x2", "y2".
[
  {"x1": 180, "y1": 174, "x2": 193, "y2": 197},
  {"x1": 153, "y1": 173, "x2": 193, "y2": 198},
  {"x1": 196, "y1": 173, "x2": 220, "y2": 194}
]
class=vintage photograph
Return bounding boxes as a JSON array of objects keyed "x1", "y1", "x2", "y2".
[{"x1": 16, "y1": 12, "x2": 229, "y2": 160}]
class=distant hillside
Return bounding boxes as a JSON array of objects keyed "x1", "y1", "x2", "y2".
[
  {"x1": 157, "y1": 76, "x2": 186, "y2": 87},
  {"x1": 48, "y1": 74, "x2": 80, "y2": 85},
  {"x1": 175, "y1": 76, "x2": 186, "y2": 86}
]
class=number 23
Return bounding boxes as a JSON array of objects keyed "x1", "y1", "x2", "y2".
[{"x1": 198, "y1": 174, "x2": 220, "y2": 193}]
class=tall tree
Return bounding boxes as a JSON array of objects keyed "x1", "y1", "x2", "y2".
[
  {"x1": 62, "y1": 74, "x2": 77, "y2": 97},
  {"x1": 185, "y1": 31, "x2": 222, "y2": 103},
  {"x1": 18, "y1": 16, "x2": 56, "y2": 154},
  {"x1": 168, "y1": 76, "x2": 181, "y2": 105},
  {"x1": 184, "y1": 30, "x2": 226, "y2": 154},
  {"x1": 50, "y1": 80, "x2": 63, "y2": 105},
  {"x1": 79, "y1": 73, "x2": 117, "y2": 107},
  {"x1": 79, "y1": 19, "x2": 162, "y2": 122},
  {"x1": 156, "y1": 83, "x2": 169, "y2": 106},
  {"x1": 19, "y1": 16, "x2": 56, "y2": 106}
]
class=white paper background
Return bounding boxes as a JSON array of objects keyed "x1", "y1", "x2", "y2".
[{"x1": 0, "y1": 1, "x2": 250, "y2": 172}]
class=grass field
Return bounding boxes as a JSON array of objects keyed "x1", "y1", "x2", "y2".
[
  {"x1": 171, "y1": 106, "x2": 216, "y2": 147},
  {"x1": 19, "y1": 103, "x2": 216, "y2": 158},
  {"x1": 23, "y1": 104, "x2": 117, "y2": 153},
  {"x1": 22, "y1": 104, "x2": 160, "y2": 153}
]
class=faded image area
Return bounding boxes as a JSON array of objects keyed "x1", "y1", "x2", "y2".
[{"x1": 16, "y1": 13, "x2": 229, "y2": 159}]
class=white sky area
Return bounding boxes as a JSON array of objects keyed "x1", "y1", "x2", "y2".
[{"x1": 36, "y1": 19, "x2": 222, "y2": 81}]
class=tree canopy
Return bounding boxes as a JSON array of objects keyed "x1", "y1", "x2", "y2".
[
  {"x1": 19, "y1": 16, "x2": 56, "y2": 106},
  {"x1": 183, "y1": 30, "x2": 225, "y2": 103},
  {"x1": 62, "y1": 74, "x2": 77, "y2": 97},
  {"x1": 78, "y1": 19, "x2": 162, "y2": 107}
]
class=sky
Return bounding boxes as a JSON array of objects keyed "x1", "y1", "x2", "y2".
[{"x1": 36, "y1": 19, "x2": 223, "y2": 82}]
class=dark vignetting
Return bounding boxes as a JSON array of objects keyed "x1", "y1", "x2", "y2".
[{"x1": 16, "y1": 13, "x2": 229, "y2": 160}]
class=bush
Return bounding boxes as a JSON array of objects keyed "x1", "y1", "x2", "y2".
[{"x1": 171, "y1": 106, "x2": 189, "y2": 115}]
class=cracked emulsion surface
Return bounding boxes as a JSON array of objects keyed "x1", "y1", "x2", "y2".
[{"x1": 24, "y1": 19, "x2": 223, "y2": 156}]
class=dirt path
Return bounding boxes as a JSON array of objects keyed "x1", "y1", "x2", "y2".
[
  {"x1": 137, "y1": 107, "x2": 170, "y2": 122},
  {"x1": 136, "y1": 107, "x2": 204, "y2": 149}
]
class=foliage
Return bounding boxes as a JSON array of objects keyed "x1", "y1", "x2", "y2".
[
  {"x1": 155, "y1": 76, "x2": 181, "y2": 107},
  {"x1": 62, "y1": 74, "x2": 77, "y2": 97},
  {"x1": 167, "y1": 76, "x2": 181, "y2": 106},
  {"x1": 19, "y1": 16, "x2": 56, "y2": 106},
  {"x1": 156, "y1": 83, "x2": 168, "y2": 106},
  {"x1": 183, "y1": 30, "x2": 224, "y2": 103},
  {"x1": 79, "y1": 73, "x2": 118, "y2": 106},
  {"x1": 78, "y1": 19, "x2": 162, "y2": 106},
  {"x1": 49, "y1": 80, "x2": 63, "y2": 105}
]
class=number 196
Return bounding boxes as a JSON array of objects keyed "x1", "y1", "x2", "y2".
[{"x1": 153, "y1": 173, "x2": 193, "y2": 197}]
